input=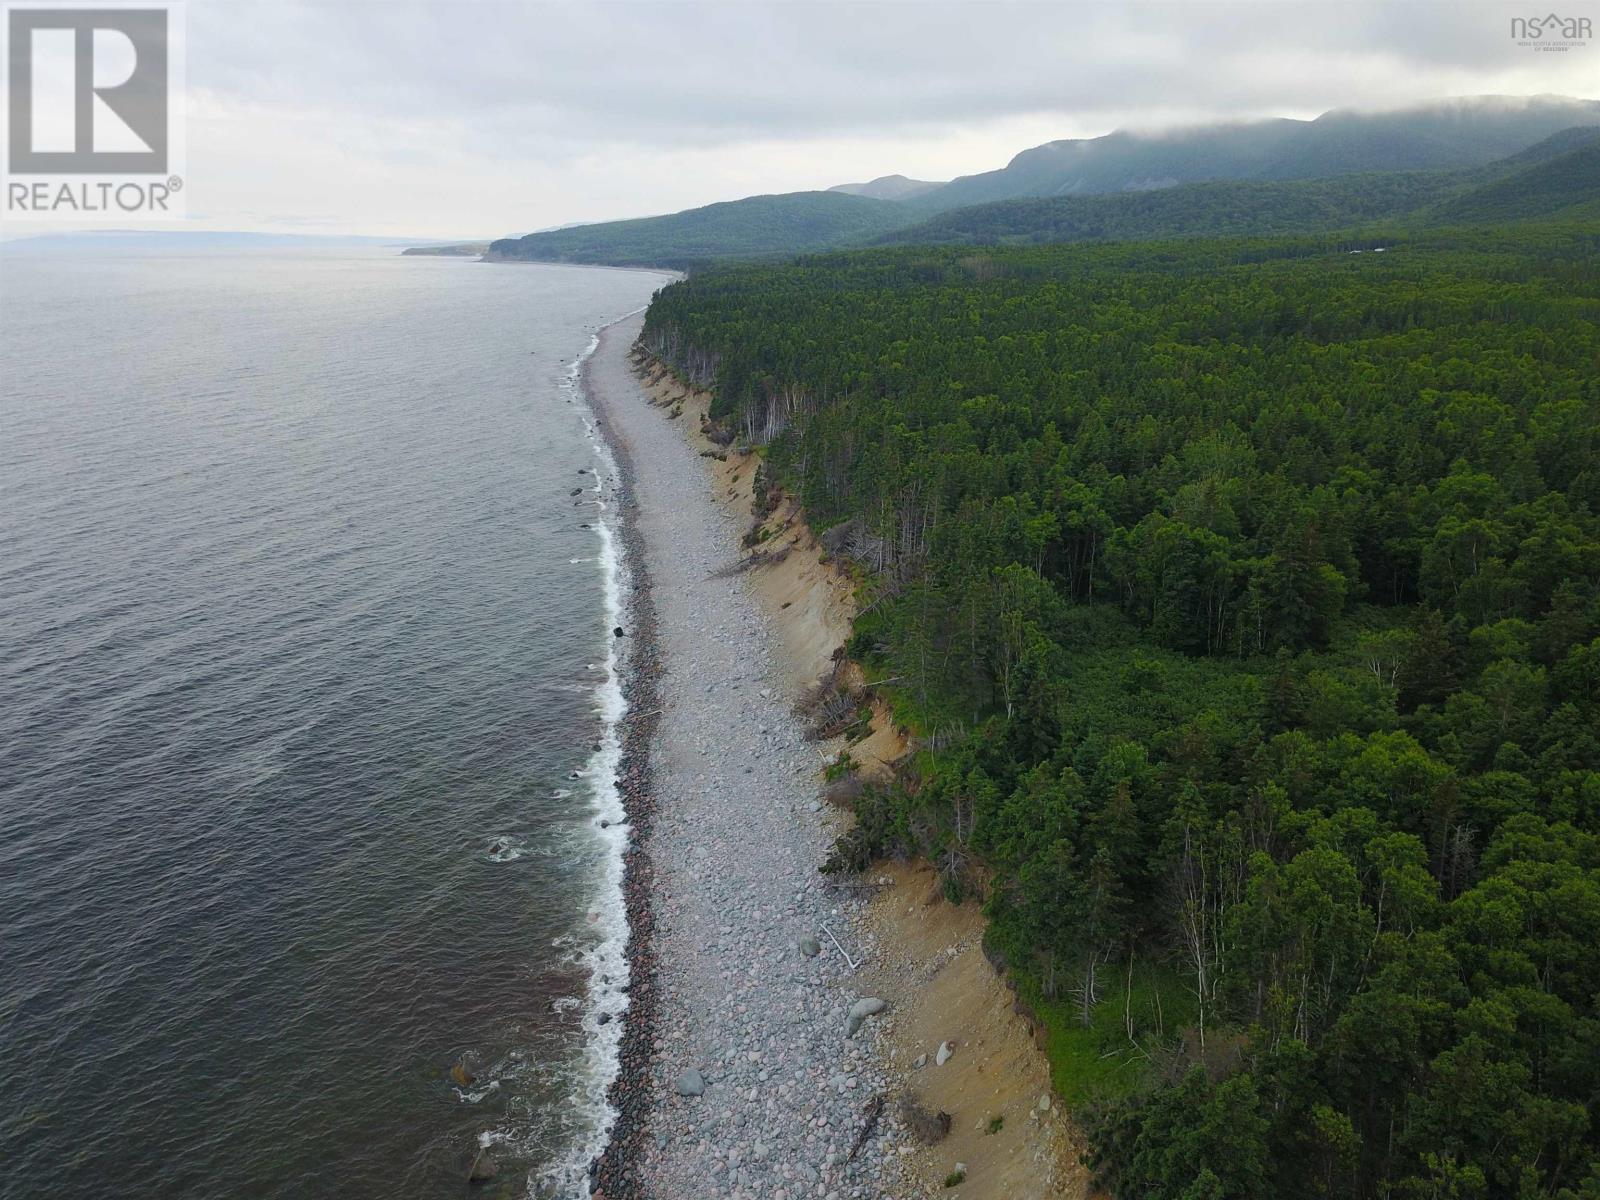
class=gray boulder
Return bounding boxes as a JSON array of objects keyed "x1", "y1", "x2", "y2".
[
  {"x1": 798, "y1": 936, "x2": 822, "y2": 958},
  {"x1": 845, "y1": 997, "x2": 887, "y2": 1037},
  {"x1": 675, "y1": 1067, "x2": 706, "y2": 1097},
  {"x1": 450, "y1": 1053, "x2": 481, "y2": 1086},
  {"x1": 467, "y1": 1148, "x2": 497, "y2": 1184}
]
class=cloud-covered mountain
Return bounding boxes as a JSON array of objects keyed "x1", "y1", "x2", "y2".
[{"x1": 910, "y1": 95, "x2": 1600, "y2": 210}]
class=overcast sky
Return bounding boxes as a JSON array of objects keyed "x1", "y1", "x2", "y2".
[{"x1": 13, "y1": 0, "x2": 1600, "y2": 237}]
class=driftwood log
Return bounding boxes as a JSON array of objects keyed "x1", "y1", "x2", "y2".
[{"x1": 848, "y1": 1095, "x2": 885, "y2": 1162}]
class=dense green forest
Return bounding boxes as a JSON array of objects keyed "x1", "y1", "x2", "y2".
[
  {"x1": 484, "y1": 191, "x2": 908, "y2": 269},
  {"x1": 878, "y1": 170, "x2": 1467, "y2": 247},
  {"x1": 641, "y1": 224, "x2": 1600, "y2": 1198}
]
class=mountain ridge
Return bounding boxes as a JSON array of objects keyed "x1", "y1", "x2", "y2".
[
  {"x1": 484, "y1": 190, "x2": 907, "y2": 269},
  {"x1": 466, "y1": 95, "x2": 1600, "y2": 267},
  {"x1": 877, "y1": 127, "x2": 1600, "y2": 248},
  {"x1": 828, "y1": 174, "x2": 944, "y2": 201}
]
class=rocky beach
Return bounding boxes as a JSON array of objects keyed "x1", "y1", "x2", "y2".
[
  {"x1": 583, "y1": 312, "x2": 911, "y2": 1200},
  {"x1": 581, "y1": 311, "x2": 1081, "y2": 1200}
]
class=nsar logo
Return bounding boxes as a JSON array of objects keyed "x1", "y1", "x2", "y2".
[{"x1": 1510, "y1": 12, "x2": 1593, "y2": 51}]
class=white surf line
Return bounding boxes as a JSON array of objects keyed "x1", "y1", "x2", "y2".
[{"x1": 534, "y1": 320, "x2": 636, "y2": 1198}]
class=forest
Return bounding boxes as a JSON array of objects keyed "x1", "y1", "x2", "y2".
[
  {"x1": 641, "y1": 223, "x2": 1600, "y2": 1198},
  {"x1": 878, "y1": 169, "x2": 1470, "y2": 247}
]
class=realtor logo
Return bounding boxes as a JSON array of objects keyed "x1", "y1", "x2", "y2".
[
  {"x1": 3, "y1": 4, "x2": 185, "y2": 218},
  {"x1": 9, "y1": 7, "x2": 167, "y2": 171}
]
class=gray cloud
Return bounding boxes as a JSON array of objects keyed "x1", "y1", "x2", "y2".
[
  {"x1": 148, "y1": 0, "x2": 1600, "y2": 232},
  {"x1": 194, "y1": 2, "x2": 1597, "y2": 136}
]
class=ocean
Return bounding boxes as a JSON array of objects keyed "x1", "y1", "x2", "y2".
[{"x1": 0, "y1": 244, "x2": 672, "y2": 1197}]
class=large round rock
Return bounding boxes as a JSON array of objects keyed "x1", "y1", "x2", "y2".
[{"x1": 673, "y1": 1066, "x2": 706, "y2": 1097}]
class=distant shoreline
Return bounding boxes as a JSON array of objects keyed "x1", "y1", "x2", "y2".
[
  {"x1": 479, "y1": 256, "x2": 688, "y2": 279},
  {"x1": 399, "y1": 243, "x2": 488, "y2": 257}
]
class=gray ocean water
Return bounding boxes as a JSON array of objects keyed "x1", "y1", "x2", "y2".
[{"x1": 0, "y1": 244, "x2": 670, "y2": 1198}]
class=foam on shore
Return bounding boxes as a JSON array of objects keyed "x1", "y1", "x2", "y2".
[{"x1": 529, "y1": 327, "x2": 635, "y2": 1197}]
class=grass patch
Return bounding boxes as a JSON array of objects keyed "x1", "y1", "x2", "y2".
[{"x1": 1013, "y1": 958, "x2": 1196, "y2": 1108}]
